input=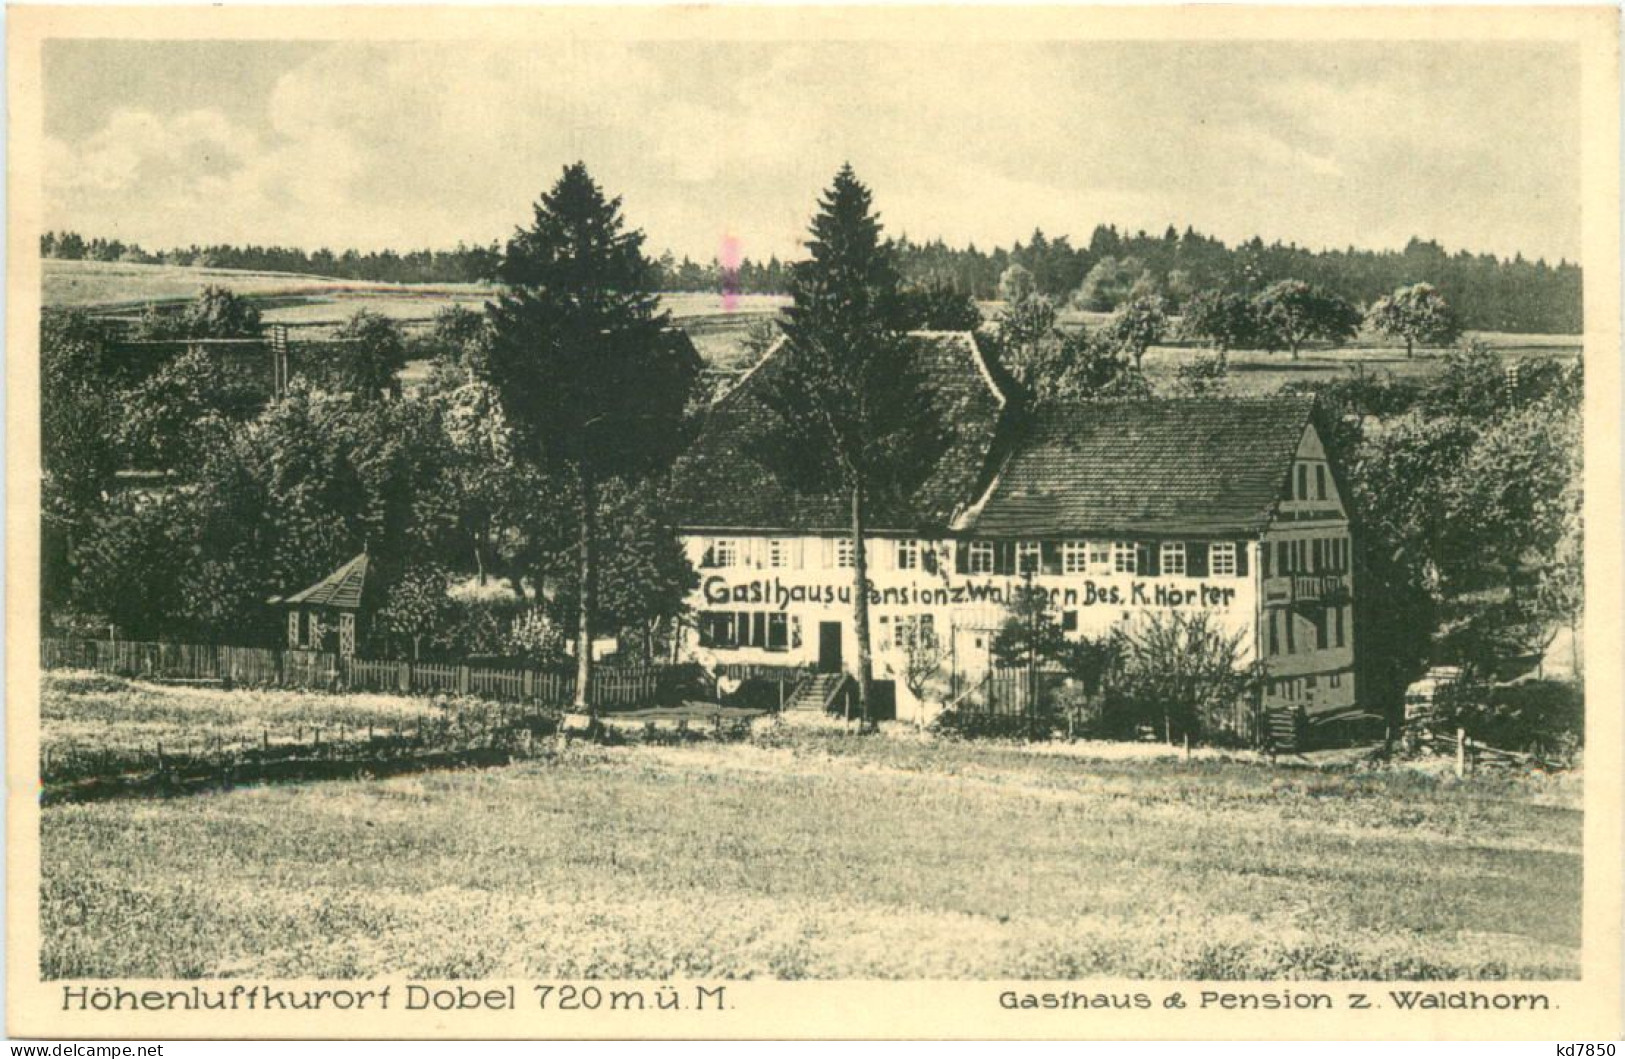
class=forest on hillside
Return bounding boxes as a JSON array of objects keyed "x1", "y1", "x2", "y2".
[{"x1": 42, "y1": 222, "x2": 1581, "y2": 334}]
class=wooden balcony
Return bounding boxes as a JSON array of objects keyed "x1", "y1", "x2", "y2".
[{"x1": 1264, "y1": 574, "x2": 1349, "y2": 606}]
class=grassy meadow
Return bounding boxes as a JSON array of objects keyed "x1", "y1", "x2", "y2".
[
  {"x1": 40, "y1": 671, "x2": 451, "y2": 767},
  {"x1": 47, "y1": 260, "x2": 1580, "y2": 386},
  {"x1": 40, "y1": 678, "x2": 1582, "y2": 981}
]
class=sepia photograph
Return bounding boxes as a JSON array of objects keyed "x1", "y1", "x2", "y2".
[{"x1": 6, "y1": 3, "x2": 1621, "y2": 1041}]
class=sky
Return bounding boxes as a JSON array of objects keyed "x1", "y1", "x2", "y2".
[{"x1": 42, "y1": 38, "x2": 1582, "y2": 265}]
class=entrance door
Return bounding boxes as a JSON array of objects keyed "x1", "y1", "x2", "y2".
[{"x1": 818, "y1": 622, "x2": 843, "y2": 673}]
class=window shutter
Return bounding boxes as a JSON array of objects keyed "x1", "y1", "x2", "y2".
[
  {"x1": 1236, "y1": 542, "x2": 1250, "y2": 577},
  {"x1": 922, "y1": 544, "x2": 938, "y2": 574},
  {"x1": 1259, "y1": 542, "x2": 1271, "y2": 577},
  {"x1": 954, "y1": 541, "x2": 968, "y2": 575},
  {"x1": 1137, "y1": 542, "x2": 1158, "y2": 577},
  {"x1": 1188, "y1": 542, "x2": 1209, "y2": 578},
  {"x1": 1040, "y1": 541, "x2": 1061, "y2": 575}
]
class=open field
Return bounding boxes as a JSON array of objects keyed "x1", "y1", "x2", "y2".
[
  {"x1": 44, "y1": 259, "x2": 789, "y2": 382},
  {"x1": 40, "y1": 671, "x2": 445, "y2": 765},
  {"x1": 40, "y1": 677, "x2": 1581, "y2": 980},
  {"x1": 46, "y1": 259, "x2": 1578, "y2": 387},
  {"x1": 1137, "y1": 337, "x2": 1582, "y2": 396},
  {"x1": 43, "y1": 259, "x2": 786, "y2": 327}
]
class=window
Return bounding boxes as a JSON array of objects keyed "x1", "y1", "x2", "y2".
[
  {"x1": 713, "y1": 538, "x2": 740, "y2": 568},
  {"x1": 896, "y1": 539, "x2": 919, "y2": 570},
  {"x1": 1297, "y1": 463, "x2": 1309, "y2": 500},
  {"x1": 1210, "y1": 542, "x2": 1237, "y2": 577},
  {"x1": 700, "y1": 610, "x2": 796, "y2": 650},
  {"x1": 1160, "y1": 541, "x2": 1186, "y2": 576},
  {"x1": 968, "y1": 541, "x2": 995, "y2": 574},
  {"x1": 835, "y1": 537, "x2": 855, "y2": 568},
  {"x1": 698, "y1": 612, "x2": 734, "y2": 648},
  {"x1": 1061, "y1": 610, "x2": 1079, "y2": 632},
  {"x1": 1017, "y1": 541, "x2": 1041, "y2": 575},
  {"x1": 1335, "y1": 605, "x2": 1346, "y2": 648},
  {"x1": 1062, "y1": 540, "x2": 1089, "y2": 574},
  {"x1": 1316, "y1": 464, "x2": 1327, "y2": 500},
  {"x1": 1330, "y1": 672, "x2": 1343, "y2": 689},
  {"x1": 1285, "y1": 611, "x2": 1296, "y2": 654},
  {"x1": 896, "y1": 614, "x2": 936, "y2": 651},
  {"x1": 1268, "y1": 611, "x2": 1280, "y2": 656},
  {"x1": 1277, "y1": 540, "x2": 1290, "y2": 574},
  {"x1": 1113, "y1": 541, "x2": 1136, "y2": 574},
  {"x1": 1090, "y1": 541, "x2": 1112, "y2": 568},
  {"x1": 287, "y1": 611, "x2": 301, "y2": 648},
  {"x1": 767, "y1": 539, "x2": 794, "y2": 569}
]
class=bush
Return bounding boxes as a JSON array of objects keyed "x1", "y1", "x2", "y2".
[
  {"x1": 931, "y1": 705, "x2": 1054, "y2": 741},
  {"x1": 1432, "y1": 677, "x2": 1582, "y2": 760},
  {"x1": 1107, "y1": 613, "x2": 1261, "y2": 746}
]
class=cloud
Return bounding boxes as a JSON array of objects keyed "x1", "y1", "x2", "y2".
[{"x1": 42, "y1": 39, "x2": 1581, "y2": 263}]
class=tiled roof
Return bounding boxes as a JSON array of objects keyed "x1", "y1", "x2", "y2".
[
  {"x1": 956, "y1": 396, "x2": 1317, "y2": 537},
  {"x1": 669, "y1": 331, "x2": 1010, "y2": 532},
  {"x1": 282, "y1": 552, "x2": 371, "y2": 609}
]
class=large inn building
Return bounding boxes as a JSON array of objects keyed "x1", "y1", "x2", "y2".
[{"x1": 668, "y1": 331, "x2": 1355, "y2": 723}]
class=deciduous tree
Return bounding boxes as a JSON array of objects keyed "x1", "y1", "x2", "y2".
[
  {"x1": 1252, "y1": 280, "x2": 1361, "y2": 359},
  {"x1": 317, "y1": 309, "x2": 409, "y2": 400},
  {"x1": 1179, "y1": 289, "x2": 1260, "y2": 358},
  {"x1": 1365, "y1": 282, "x2": 1461, "y2": 358}
]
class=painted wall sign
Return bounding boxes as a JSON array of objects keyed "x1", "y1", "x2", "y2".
[{"x1": 700, "y1": 574, "x2": 1239, "y2": 612}]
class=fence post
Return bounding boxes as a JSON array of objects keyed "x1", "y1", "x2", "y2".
[
  {"x1": 1455, "y1": 727, "x2": 1466, "y2": 779},
  {"x1": 458, "y1": 665, "x2": 471, "y2": 696},
  {"x1": 398, "y1": 662, "x2": 411, "y2": 694}
]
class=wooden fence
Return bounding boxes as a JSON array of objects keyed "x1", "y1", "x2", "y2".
[{"x1": 41, "y1": 638, "x2": 689, "y2": 710}]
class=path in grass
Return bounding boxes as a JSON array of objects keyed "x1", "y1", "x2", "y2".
[{"x1": 42, "y1": 733, "x2": 1581, "y2": 981}]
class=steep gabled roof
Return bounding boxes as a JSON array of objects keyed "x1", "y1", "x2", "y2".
[
  {"x1": 954, "y1": 396, "x2": 1318, "y2": 537},
  {"x1": 281, "y1": 552, "x2": 372, "y2": 610},
  {"x1": 669, "y1": 331, "x2": 1010, "y2": 532}
]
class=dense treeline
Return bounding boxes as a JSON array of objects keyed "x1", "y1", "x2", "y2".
[
  {"x1": 40, "y1": 231, "x2": 504, "y2": 287},
  {"x1": 43, "y1": 223, "x2": 1581, "y2": 333},
  {"x1": 893, "y1": 227, "x2": 1582, "y2": 334}
]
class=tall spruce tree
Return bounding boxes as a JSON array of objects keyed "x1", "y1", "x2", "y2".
[
  {"x1": 761, "y1": 164, "x2": 938, "y2": 727},
  {"x1": 485, "y1": 163, "x2": 699, "y2": 710}
]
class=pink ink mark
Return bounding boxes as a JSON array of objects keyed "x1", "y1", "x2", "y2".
[{"x1": 720, "y1": 234, "x2": 742, "y2": 312}]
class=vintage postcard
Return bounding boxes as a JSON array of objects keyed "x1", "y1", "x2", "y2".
[{"x1": 6, "y1": 4, "x2": 1621, "y2": 1041}]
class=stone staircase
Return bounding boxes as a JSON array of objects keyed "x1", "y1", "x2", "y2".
[
  {"x1": 785, "y1": 672, "x2": 848, "y2": 713},
  {"x1": 1264, "y1": 706, "x2": 1304, "y2": 754}
]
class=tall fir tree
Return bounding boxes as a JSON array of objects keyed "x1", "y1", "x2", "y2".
[
  {"x1": 760, "y1": 164, "x2": 939, "y2": 726},
  {"x1": 485, "y1": 162, "x2": 700, "y2": 710}
]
